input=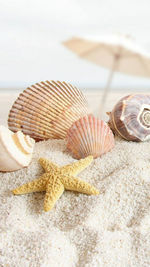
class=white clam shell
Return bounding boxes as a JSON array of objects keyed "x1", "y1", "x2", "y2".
[{"x1": 0, "y1": 125, "x2": 35, "y2": 172}]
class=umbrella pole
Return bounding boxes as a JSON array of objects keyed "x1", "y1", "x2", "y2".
[{"x1": 98, "y1": 55, "x2": 119, "y2": 118}]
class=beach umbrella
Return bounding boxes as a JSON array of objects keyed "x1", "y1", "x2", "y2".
[{"x1": 63, "y1": 34, "x2": 150, "y2": 115}]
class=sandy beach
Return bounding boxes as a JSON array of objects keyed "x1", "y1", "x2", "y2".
[
  {"x1": 0, "y1": 90, "x2": 150, "y2": 266},
  {"x1": 2, "y1": 0, "x2": 150, "y2": 264}
]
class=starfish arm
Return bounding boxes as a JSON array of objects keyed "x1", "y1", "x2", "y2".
[
  {"x1": 61, "y1": 156, "x2": 93, "y2": 176},
  {"x1": 44, "y1": 178, "x2": 64, "y2": 212},
  {"x1": 12, "y1": 174, "x2": 48, "y2": 195},
  {"x1": 39, "y1": 158, "x2": 59, "y2": 172},
  {"x1": 61, "y1": 175, "x2": 99, "y2": 195}
]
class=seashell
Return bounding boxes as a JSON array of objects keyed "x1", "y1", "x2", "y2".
[
  {"x1": 107, "y1": 94, "x2": 150, "y2": 142},
  {"x1": 8, "y1": 81, "x2": 89, "y2": 141},
  {"x1": 0, "y1": 125, "x2": 35, "y2": 172},
  {"x1": 66, "y1": 114, "x2": 115, "y2": 159}
]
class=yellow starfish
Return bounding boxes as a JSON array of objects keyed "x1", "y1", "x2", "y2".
[{"x1": 12, "y1": 156, "x2": 99, "y2": 212}]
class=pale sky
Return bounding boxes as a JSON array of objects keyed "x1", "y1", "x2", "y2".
[{"x1": 1, "y1": 0, "x2": 150, "y2": 90}]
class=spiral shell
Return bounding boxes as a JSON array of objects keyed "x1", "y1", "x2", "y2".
[
  {"x1": 0, "y1": 125, "x2": 35, "y2": 172},
  {"x1": 108, "y1": 94, "x2": 150, "y2": 141},
  {"x1": 66, "y1": 114, "x2": 115, "y2": 159},
  {"x1": 8, "y1": 81, "x2": 89, "y2": 141}
]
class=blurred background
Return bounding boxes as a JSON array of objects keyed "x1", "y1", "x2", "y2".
[{"x1": 1, "y1": 0, "x2": 150, "y2": 92}]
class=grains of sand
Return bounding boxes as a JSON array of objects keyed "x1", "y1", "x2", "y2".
[{"x1": 0, "y1": 137, "x2": 150, "y2": 266}]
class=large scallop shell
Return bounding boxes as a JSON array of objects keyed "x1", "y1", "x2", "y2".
[
  {"x1": 0, "y1": 125, "x2": 35, "y2": 172},
  {"x1": 66, "y1": 114, "x2": 115, "y2": 159},
  {"x1": 8, "y1": 81, "x2": 89, "y2": 141},
  {"x1": 108, "y1": 94, "x2": 150, "y2": 141}
]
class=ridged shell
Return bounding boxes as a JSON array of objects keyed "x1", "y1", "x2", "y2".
[
  {"x1": 8, "y1": 81, "x2": 89, "y2": 141},
  {"x1": 0, "y1": 125, "x2": 35, "y2": 172},
  {"x1": 66, "y1": 114, "x2": 115, "y2": 159},
  {"x1": 108, "y1": 94, "x2": 150, "y2": 141}
]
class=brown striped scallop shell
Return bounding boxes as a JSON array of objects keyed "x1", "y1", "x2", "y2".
[
  {"x1": 66, "y1": 114, "x2": 115, "y2": 159},
  {"x1": 8, "y1": 81, "x2": 89, "y2": 141},
  {"x1": 108, "y1": 94, "x2": 150, "y2": 141}
]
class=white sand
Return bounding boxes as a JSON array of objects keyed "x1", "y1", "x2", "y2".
[
  {"x1": 0, "y1": 137, "x2": 150, "y2": 266},
  {"x1": 1, "y1": 90, "x2": 150, "y2": 266}
]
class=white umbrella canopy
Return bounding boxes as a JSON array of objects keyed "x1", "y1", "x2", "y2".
[{"x1": 63, "y1": 34, "x2": 150, "y2": 115}]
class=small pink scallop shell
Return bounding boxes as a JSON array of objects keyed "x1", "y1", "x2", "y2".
[{"x1": 66, "y1": 114, "x2": 115, "y2": 159}]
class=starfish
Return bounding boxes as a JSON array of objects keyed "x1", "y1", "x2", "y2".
[{"x1": 12, "y1": 156, "x2": 99, "y2": 212}]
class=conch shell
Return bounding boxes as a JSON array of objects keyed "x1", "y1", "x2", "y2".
[
  {"x1": 0, "y1": 125, "x2": 35, "y2": 172},
  {"x1": 66, "y1": 114, "x2": 115, "y2": 159},
  {"x1": 8, "y1": 81, "x2": 89, "y2": 141},
  {"x1": 107, "y1": 94, "x2": 150, "y2": 141}
]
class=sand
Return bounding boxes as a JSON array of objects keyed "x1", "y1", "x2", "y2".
[
  {"x1": 0, "y1": 137, "x2": 150, "y2": 266},
  {"x1": 1, "y1": 90, "x2": 150, "y2": 266}
]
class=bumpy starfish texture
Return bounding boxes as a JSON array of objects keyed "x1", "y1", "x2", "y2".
[{"x1": 12, "y1": 156, "x2": 99, "y2": 212}]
